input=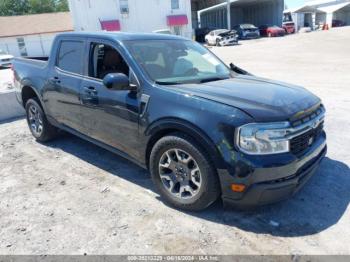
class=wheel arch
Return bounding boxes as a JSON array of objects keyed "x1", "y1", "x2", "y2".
[
  {"x1": 21, "y1": 85, "x2": 43, "y2": 108},
  {"x1": 145, "y1": 118, "x2": 223, "y2": 170}
]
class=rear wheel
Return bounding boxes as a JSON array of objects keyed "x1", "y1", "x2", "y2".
[
  {"x1": 216, "y1": 39, "x2": 221, "y2": 46},
  {"x1": 268, "y1": 32, "x2": 273, "y2": 37},
  {"x1": 25, "y1": 98, "x2": 58, "y2": 142},
  {"x1": 150, "y1": 133, "x2": 220, "y2": 211}
]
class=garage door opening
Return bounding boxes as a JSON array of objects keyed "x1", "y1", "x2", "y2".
[
  {"x1": 333, "y1": 4, "x2": 350, "y2": 26},
  {"x1": 199, "y1": 0, "x2": 284, "y2": 29}
]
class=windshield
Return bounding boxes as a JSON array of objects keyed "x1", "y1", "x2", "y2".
[
  {"x1": 124, "y1": 40, "x2": 231, "y2": 84},
  {"x1": 241, "y1": 24, "x2": 256, "y2": 29}
]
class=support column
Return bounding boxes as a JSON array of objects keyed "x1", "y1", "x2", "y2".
[{"x1": 227, "y1": 0, "x2": 231, "y2": 29}]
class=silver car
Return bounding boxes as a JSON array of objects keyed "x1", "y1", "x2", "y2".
[
  {"x1": 0, "y1": 50, "x2": 14, "y2": 68},
  {"x1": 205, "y1": 29, "x2": 238, "y2": 46}
]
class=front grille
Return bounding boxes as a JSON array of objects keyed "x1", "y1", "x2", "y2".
[
  {"x1": 1, "y1": 58, "x2": 10, "y2": 62},
  {"x1": 290, "y1": 122, "x2": 324, "y2": 155},
  {"x1": 291, "y1": 105, "x2": 324, "y2": 127}
]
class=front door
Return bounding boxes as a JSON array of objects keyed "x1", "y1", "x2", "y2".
[{"x1": 80, "y1": 41, "x2": 141, "y2": 159}]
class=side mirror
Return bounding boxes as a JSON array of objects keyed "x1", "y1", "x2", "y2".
[
  {"x1": 229, "y1": 63, "x2": 252, "y2": 76},
  {"x1": 103, "y1": 73, "x2": 134, "y2": 91}
]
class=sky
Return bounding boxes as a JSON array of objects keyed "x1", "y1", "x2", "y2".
[{"x1": 285, "y1": 0, "x2": 305, "y2": 9}]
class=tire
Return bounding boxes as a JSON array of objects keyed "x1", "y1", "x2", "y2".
[
  {"x1": 205, "y1": 39, "x2": 210, "y2": 46},
  {"x1": 149, "y1": 133, "x2": 220, "y2": 211},
  {"x1": 25, "y1": 97, "x2": 58, "y2": 142},
  {"x1": 216, "y1": 39, "x2": 221, "y2": 47},
  {"x1": 268, "y1": 32, "x2": 272, "y2": 37}
]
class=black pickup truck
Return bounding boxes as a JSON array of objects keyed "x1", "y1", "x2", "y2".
[{"x1": 13, "y1": 32, "x2": 326, "y2": 211}]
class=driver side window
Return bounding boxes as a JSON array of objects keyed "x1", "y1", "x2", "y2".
[{"x1": 89, "y1": 43, "x2": 129, "y2": 80}]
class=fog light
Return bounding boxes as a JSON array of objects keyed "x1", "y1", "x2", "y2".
[{"x1": 231, "y1": 184, "x2": 246, "y2": 192}]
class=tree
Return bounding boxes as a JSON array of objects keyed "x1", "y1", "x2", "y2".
[
  {"x1": 0, "y1": 0, "x2": 69, "y2": 16},
  {"x1": 55, "y1": 0, "x2": 69, "y2": 12},
  {"x1": 0, "y1": 0, "x2": 30, "y2": 16}
]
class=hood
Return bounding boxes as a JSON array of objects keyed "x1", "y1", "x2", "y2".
[
  {"x1": 218, "y1": 30, "x2": 237, "y2": 37},
  {"x1": 169, "y1": 75, "x2": 321, "y2": 122}
]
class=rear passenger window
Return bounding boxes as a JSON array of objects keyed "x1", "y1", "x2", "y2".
[{"x1": 57, "y1": 41, "x2": 84, "y2": 74}]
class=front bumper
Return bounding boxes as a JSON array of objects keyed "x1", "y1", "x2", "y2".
[
  {"x1": 218, "y1": 132, "x2": 327, "y2": 209},
  {"x1": 219, "y1": 39, "x2": 238, "y2": 46},
  {"x1": 242, "y1": 32, "x2": 260, "y2": 39}
]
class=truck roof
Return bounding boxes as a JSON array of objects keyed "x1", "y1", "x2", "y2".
[{"x1": 57, "y1": 31, "x2": 186, "y2": 42}]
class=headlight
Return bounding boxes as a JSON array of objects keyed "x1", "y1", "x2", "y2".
[{"x1": 236, "y1": 122, "x2": 290, "y2": 155}]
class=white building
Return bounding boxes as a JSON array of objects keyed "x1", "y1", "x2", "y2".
[
  {"x1": 67, "y1": 0, "x2": 193, "y2": 38},
  {"x1": 284, "y1": 0, "x2": 350, "y2": 30},
  {"x1": 0, "y1": 12, "x2": 73, "y2": 57}
]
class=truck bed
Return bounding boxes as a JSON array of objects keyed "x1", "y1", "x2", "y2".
[{"x1": 14, "y1": 56, "x2": 49, "y2": 68}]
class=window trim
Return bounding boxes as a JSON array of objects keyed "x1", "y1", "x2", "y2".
[
  {"x1": 55, "y1": 39, "x2": 85, "y2": 76},
  {"x1": 85, "y1": 40, "x2": 140, "y2": 87}
]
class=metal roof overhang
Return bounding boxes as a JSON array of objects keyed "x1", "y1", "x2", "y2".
[
  {"x1": 291, "y1": 5, "x2": 321, "y2": 13},
  {"x1": 198, "y1": 0, "x2": 275, "y2": 14},
  {"x1": 318, "y1": 2, "x2": 350, "y2": 13}
]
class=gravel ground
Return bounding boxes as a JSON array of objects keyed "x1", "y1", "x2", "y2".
[{"x1": 0, "y1": 27, "x2": 349, "y2": 255}]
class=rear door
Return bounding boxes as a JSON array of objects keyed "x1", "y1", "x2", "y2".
[{"x1": 44, "y1": 37, "x2": 86, "y2": 133}]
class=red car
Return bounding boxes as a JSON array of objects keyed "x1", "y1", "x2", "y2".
[
  {"x1": 259, "y1": 25, "x2": 286, "y2": 37},
  {"x1": 332, "y1": 19, "x2": 346, "y2": 27},
  {"x1": 283, "y1": 22, "x2": 296, "y2": 34}
]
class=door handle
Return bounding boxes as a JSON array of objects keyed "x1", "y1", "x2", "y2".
[
  {"x1": 50, "y1": 76, "x2": 61, "y2": 84},
  {"x1": 83, "y1": 86, "x2": 98, "y2": 95}
]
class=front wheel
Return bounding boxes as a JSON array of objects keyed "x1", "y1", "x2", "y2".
[
  {"x1": 150, "y1": 134, "x2": 220, "y2": 211},
  {"x1": 25, "y1": 98, "x2": 58, "y2": 142}
]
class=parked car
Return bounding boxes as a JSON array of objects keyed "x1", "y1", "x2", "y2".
[
  {"x1": 0, "y1": 50, "x2": 14, "y2": 68},
  {"x1": 233, "y1": 24, "x2": 260, "y2": 39},
  {"x1": 259, "y1": 25, "x2": 286, "y2": 37},
  {"x1": 204, "y1": 29, "x2": 238, "y2": 46},
  {"x1": 332, "y1": 19, "x2": 346, "y2": 27},
  {"x1": 283, "y1": 22, "x2": 296, "y2": 34},
  {"x1": 13, "y1": 32, "x2": 327, "y2": 211},
  {"x1": 195, "y1": 27, "x2": 217, "y2": 43}
]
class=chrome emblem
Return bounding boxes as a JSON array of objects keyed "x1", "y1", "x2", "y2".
[
  {"x1": 311, "y1": 118, "x2": 321, "y2": 129},
  {"x1": 308, "y1": 137, "x2": 314, "y2": 146}
]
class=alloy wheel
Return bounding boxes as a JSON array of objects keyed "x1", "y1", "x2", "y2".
[
  {"x1": 158, "y1": 148, "x2": 202, "y2": 199},
  {"x1": 28, "y1": 104, "x2": 43, "y2": 136}
]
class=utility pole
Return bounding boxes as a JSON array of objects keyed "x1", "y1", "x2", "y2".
[{"x1": 227, "y1": 0, "x2": 231, "y2": 29}]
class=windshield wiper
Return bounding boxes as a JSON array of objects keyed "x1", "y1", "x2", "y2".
[
  {"x1": 200, "y1": 77, "x2": 229, "y2": 83},
  {"x1": 155, "y1": 81, "x2": 182, "y2": 85}
]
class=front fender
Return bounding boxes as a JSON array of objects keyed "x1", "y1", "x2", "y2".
[{"x1": 145, "y1": 117, "x2": 224, "y2": 167}]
